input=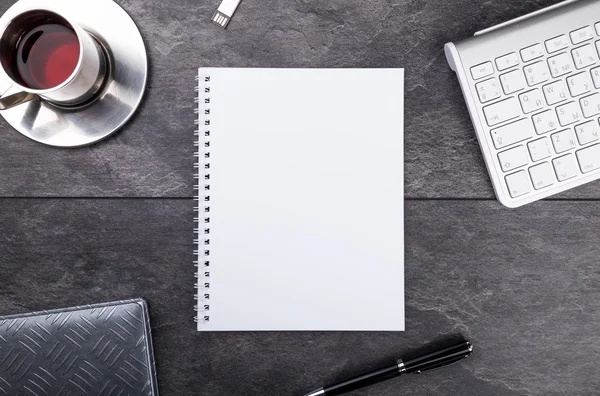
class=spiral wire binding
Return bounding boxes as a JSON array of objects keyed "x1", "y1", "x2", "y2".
[{"x1": 194, "y1": 73, "x2": 212, "y2": 325}]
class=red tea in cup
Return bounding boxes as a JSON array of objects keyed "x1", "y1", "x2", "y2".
[
  {"x1": 16, "y1": 23, "x2": 80, "y2": 90},
  {"x1": 0, "y1": 9, "x2": 106, "y2": 107},
  {"x1": 1, "y1": 11, "x2": 81, "y2": 90}
]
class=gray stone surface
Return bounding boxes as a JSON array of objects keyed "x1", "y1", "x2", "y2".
[
  {"x1": 3, "y1": 199, "x2": 600, "y2": 395},
  {"x1": 2, "y1": 0, "x2": 600, "y2": 395}
]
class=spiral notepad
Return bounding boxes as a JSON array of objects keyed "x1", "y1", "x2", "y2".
[{"x1": 195, "y1": 68, "x2": 405, "y2": 331}]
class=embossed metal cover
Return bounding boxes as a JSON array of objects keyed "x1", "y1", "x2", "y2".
[{"x1": 0, "y1": 299, "x2": 159, "y2": 395}]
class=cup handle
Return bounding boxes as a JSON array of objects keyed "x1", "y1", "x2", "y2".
[{"x1": 0, "y1": 91, "x2": 37, "y2": 110}]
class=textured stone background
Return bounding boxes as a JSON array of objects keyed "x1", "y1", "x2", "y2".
[{"x1": 3, "y1": 0, "x2": 600, "y2": 395}]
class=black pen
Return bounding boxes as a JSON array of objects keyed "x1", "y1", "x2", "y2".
[{"x1": 304, "y1": 340, "x2": 473, "y2": 396}]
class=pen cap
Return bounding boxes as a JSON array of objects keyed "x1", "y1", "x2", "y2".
[{"x1": 403, "y1": 341, "x2": 473, "y2": 374}]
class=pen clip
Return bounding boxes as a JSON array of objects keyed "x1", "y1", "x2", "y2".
[
  {"x1": 404, "y1": 341, "x2": 473, "y2": 374},
  {"x1": 412, "y1": 355, "x2": 469, "y2": 374}
]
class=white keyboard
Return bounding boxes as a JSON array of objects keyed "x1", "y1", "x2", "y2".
[{"x1": 446, "y1": 0, "x2": 600, "y2": 207}]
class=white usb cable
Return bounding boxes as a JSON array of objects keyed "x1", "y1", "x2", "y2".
[{"x1": 212, "y1": 0, "x2": 243, "y2": 29}]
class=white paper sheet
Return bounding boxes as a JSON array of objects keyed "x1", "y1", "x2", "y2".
[{"x1": 196, "y1": 68, "x2": 404, "y2": 331}]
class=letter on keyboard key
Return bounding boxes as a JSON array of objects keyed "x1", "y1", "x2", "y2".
[
  {"x1": 483, "y1": 97, "x2": 521, "y2": 127},
  {"x1": 524, "y1": 62, "x2": 550, "y2": 86},
  {"x1": 505, "y1": 171, "x2": 531, "y2": 198},
  {"x1": 591, "y1": 66, "x2": 600, "y2": 88},
  {"x1": 576, "y1": 144, "x2": 600, "y2": 173},
  {"x1": 556, "y1": 102, "x2": 584, "y2": 126},
  {"x1": 498, "y1": 145, "x2": 529, "y2": 172},
  {"x1": 532, "y1": 110, "x2": 559, "y2": 134},
  {"x1": 519, "y1": 89, "x2": 544, "y2": 114},
  {"x1": 543, "y1": 80, "x2": 569, "y2": 105},
  {"x1": 529, "y1": 162, "x2": 555, "y2": 190},
  {"x1": 567, "y1": 72, "x2": 593, "y2": 96},
  {"x1": 572, "y1": 44, "x2": 597, "y2": 69},
  {"x1": 551, "y1": 129, "x2": 577, "y2": 154},
  {"x1": 490, "y1": 118, "x2": 535, "y2": 149},
  {"x1": 553, "y1": 154, "x2": 579, "y2": 181},
  {"x1": 548, "y1": 53, "x2": 574, "y2": 78},
  {"x1": 575, "y1": 120, "x2": 600, "y2": 145},
  {"x1": 500, "y1": 70, "x2": 526, "y2": 94},
  {"x1": 580, "y1": 93, "x2": 600, "y2": 118}
]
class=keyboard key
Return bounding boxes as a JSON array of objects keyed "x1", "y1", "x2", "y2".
[
  {"x1": 580, "y1": 93, "x2": 600, "y2": 118},
  {"x1": 505, "y1": 171, "x2": 531, "y2": 198},
  {"x1": 529, "y1": 162, "x2": 555, "y2": 190},
  {"x1": 542, "y1": 80, "x2": 569, "y2": 105},
  {"x1": 545, "y1": 35, "x2": 569, "y2": 53},
  {"x1": 575, "y1": 120, "x2": 600, "y2": 145},
  {"x1": 490, "y1": 118, "x2": 535, "y2": 149},
  {"x1": 576, "y1": 143, "x2": 600, "y2": 173},
  {"x1": 476, "y1": 78, "x2": 501, "y2": 103},
  {"x1": 567, "y1": 72, "x2": 593, "y2": 96},
  {"x1": 595, "y1": 41, "x2": 600, "y2": 66},
  {"x1": 595, "y1": 22, "x2": 600, "y2": 36},
  {"x1": 520, "y1": 44, "x2": 544, "y2": 62},
  {"x1": 591, "y1": 66, "x2": 600, "y2": 88},
  {"x1": 553, "y1": 154, "x2": 579, "y2": 181},
  {"x1": 484, "y1": 97, "x2": 521, "y2": 127},
  {"x1": 572, "y1": 44, "x2": 597, "y2": 69},
  {"x1": 500, "y1": 70, "x2": 527, "y2": 94},
  {"x1": 471, "y1": 62, "x2": 494, "y2": 80},
  {"x1": 496, "y1": 53, "x2": 520, "y2": 71},
  {"x1": 533, "y1": 110, "x2": 559, "y2": 134},
  {"x1": 570, "y1": 26, "x2": 595, "y2": 44},
  {"x1": 548, "y1": 52, "x2": 574, "y2": 77},
  {"x1": 528, "y1": 138, "x2": 552, "y2": 161},
  {"x1": 498, "y1": 145, "x2": 529, "y2": 172},
  {"x1": 524, "y1": 61, "x2": 550, "y2": 86},
  {"x1": 551, "y1": 129, "x2": 577, "y2": 154},
  {"x1": 556, "y1": 102, "x2": 584, "y2": 126},
  {"x1": 519, "y1": 89, "x2": 544, "y2": 114}
]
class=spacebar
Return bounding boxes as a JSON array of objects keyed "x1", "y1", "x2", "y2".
[{"x1": 490, "y1": 118, "x2": 534, "y2": 149}]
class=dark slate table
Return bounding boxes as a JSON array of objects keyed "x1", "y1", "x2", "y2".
[{"x1": 1, "y1": 0, "x2": 597, "y2": 395}]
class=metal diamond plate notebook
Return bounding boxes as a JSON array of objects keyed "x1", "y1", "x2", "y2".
[{"x1": 0, "y1": 299, "x2": 159, "y2": 395}]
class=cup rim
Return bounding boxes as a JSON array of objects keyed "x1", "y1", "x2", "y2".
[{"x1": 0, "y1": 8, "x2": 85, "y2": 94}]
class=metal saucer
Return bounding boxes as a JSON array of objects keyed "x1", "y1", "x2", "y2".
[{"x1": 0, "y1": 0, "x2": 147, "y2": 147}]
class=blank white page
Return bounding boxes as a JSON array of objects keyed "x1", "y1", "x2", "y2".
[{"x1": 196, "y1": 68, "x2": 404, "y2": 331}]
